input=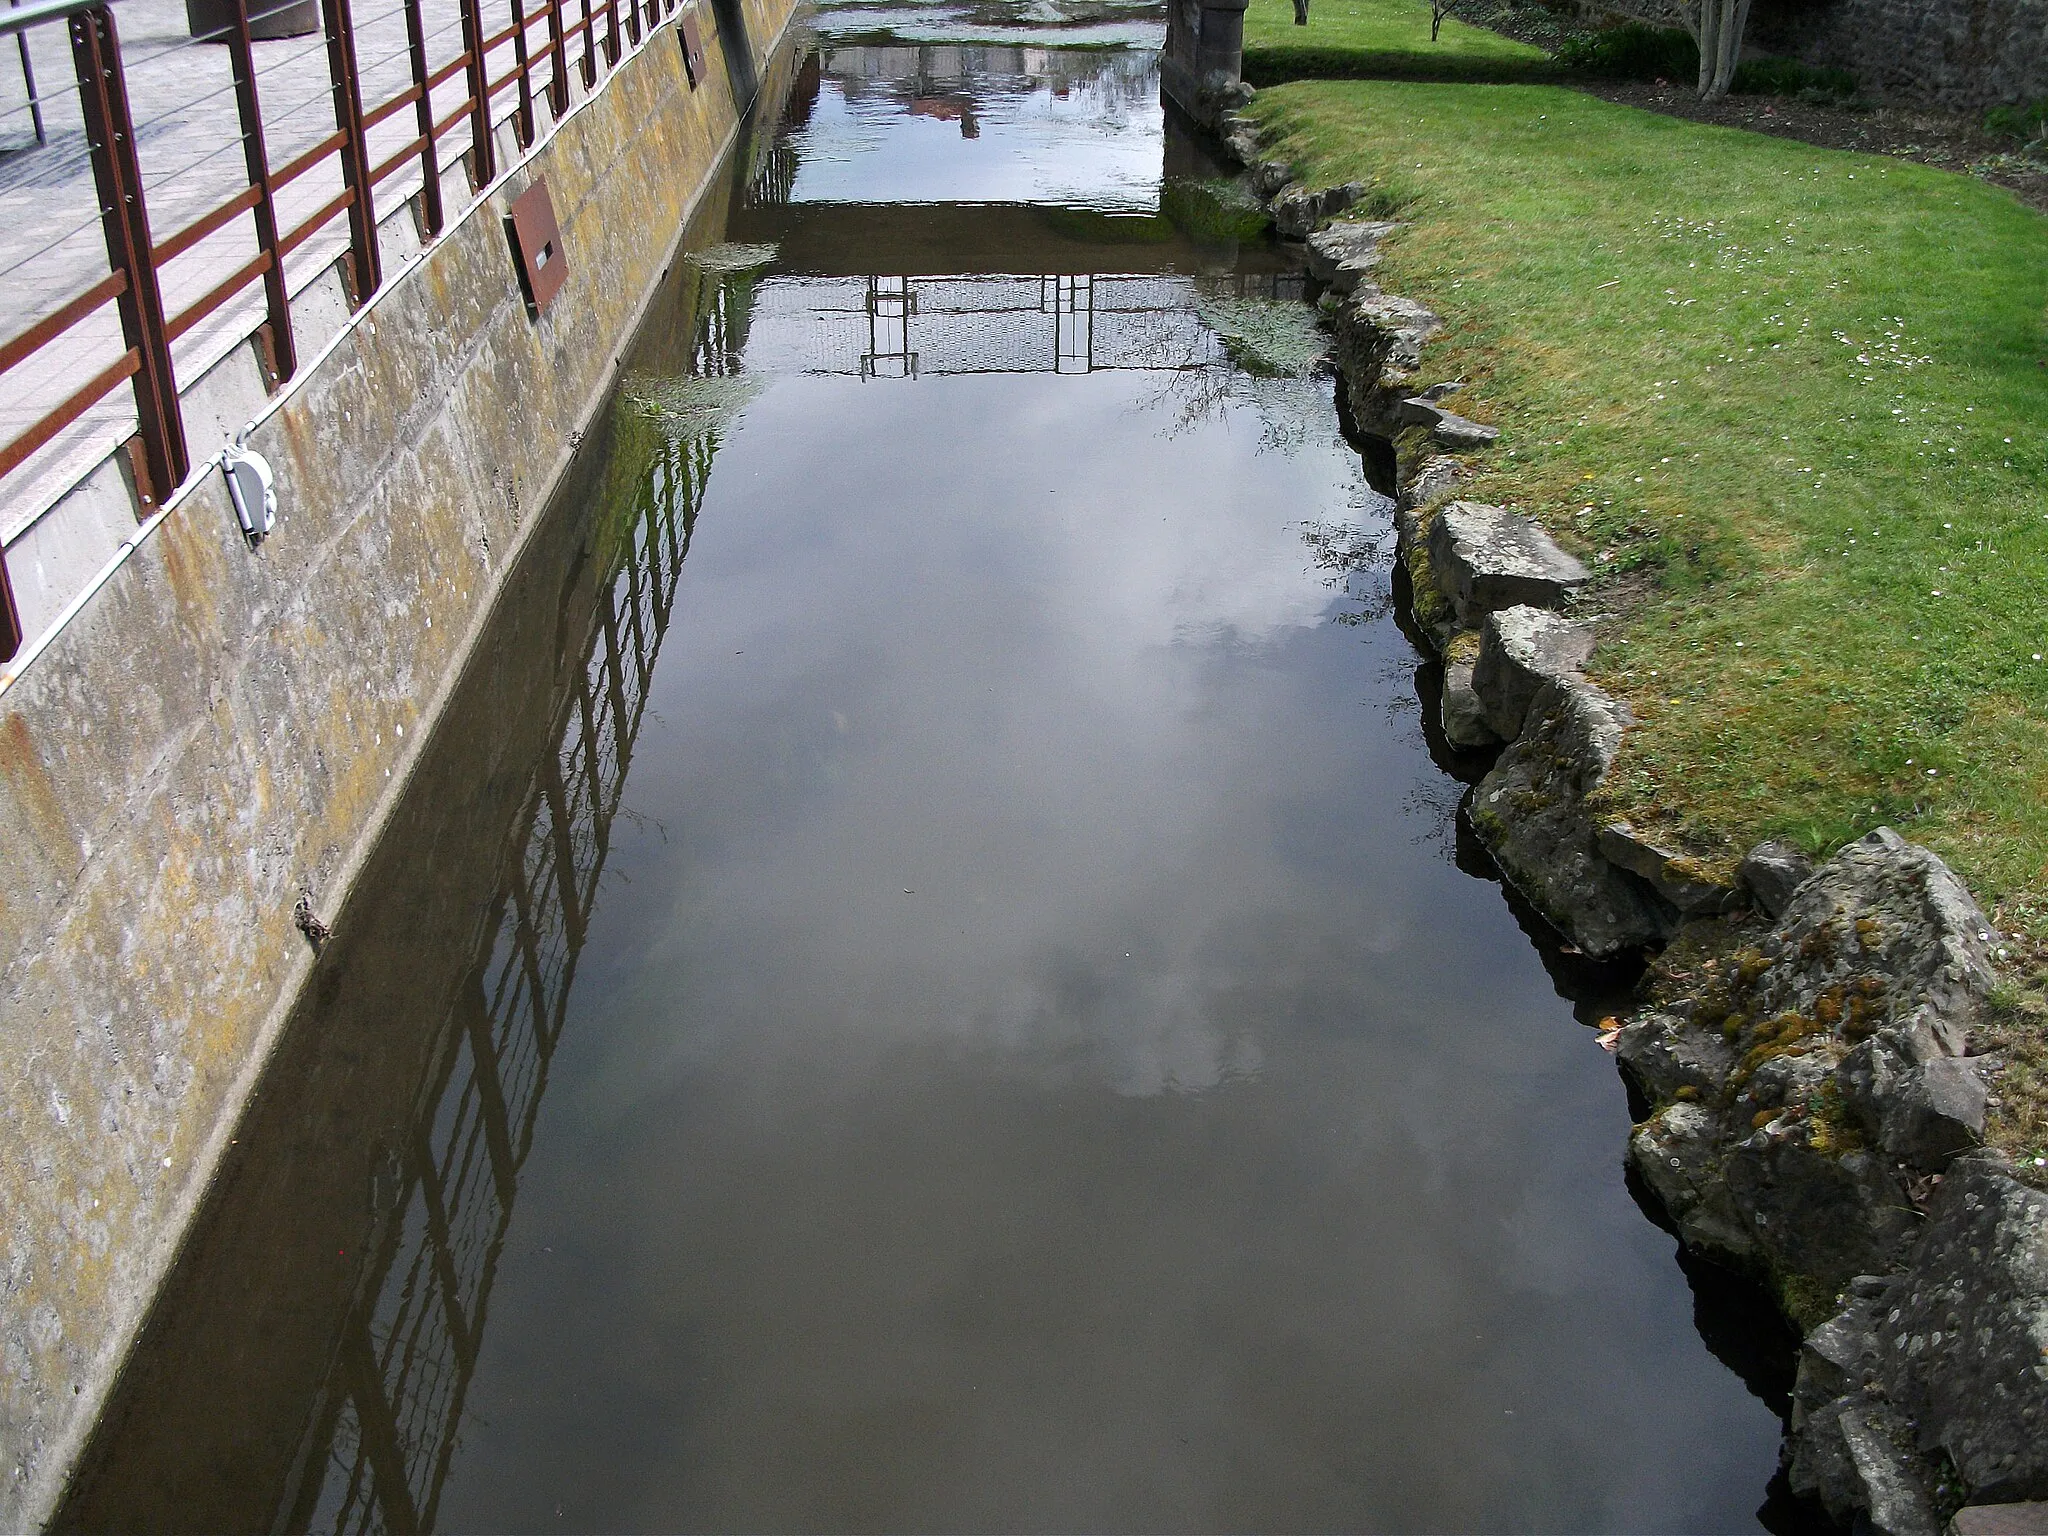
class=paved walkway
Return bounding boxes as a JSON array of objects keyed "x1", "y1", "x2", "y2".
[{"x1": 0, "y1": 0, "x2": 609, "y2": 532}]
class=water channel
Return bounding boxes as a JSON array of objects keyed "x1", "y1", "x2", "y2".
[{"x1": 58, "y1": 30, "x2": 1820, "y2": 1534}]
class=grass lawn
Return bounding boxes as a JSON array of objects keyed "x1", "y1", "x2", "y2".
[
  {"x1": 1241, "y1": 0, "x2": 1550, "y2": 85},
  {"x1": 1247, "y1": 80, "x2": 2048, "y2": 956}
]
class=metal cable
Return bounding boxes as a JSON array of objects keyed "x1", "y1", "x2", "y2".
[{"x1": 0, "y1": 202, "x2": 111, "y2": 283}]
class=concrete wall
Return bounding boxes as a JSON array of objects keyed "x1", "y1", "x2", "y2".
[
  {"x1": 0, "y1": 0, "x2": 799, "y2": 1520},
  {"x1": 1749, "y1": 0, "x2": 2048, "y2": 112}
]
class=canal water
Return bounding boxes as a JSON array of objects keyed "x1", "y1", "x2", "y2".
[{"x1": 58, "y1": 35, "x2": 1813, "y2": 1536}]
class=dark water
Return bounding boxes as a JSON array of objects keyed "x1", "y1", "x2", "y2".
[{"x1": 57, "y1": 42, "x2": 1812, "y2": 1536}]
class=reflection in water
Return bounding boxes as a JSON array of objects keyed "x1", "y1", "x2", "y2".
[
  {"x1": 781, "y1": 47, "x2": 1166, "y2": 207},
  {"x1": 739, "y1": 271, "x2": 1301, "y2": 378},
  {"x1": 283, "y1": 431, "x2": 714, "y2": 1536}
]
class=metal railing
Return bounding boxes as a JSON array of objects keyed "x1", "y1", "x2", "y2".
[{"x1": 0, "y1": 0, "x2": 687, "y2": 661}]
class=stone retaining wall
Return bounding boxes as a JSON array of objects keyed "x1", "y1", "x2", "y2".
[
  {"x1": 0, "y1": 0, "x2": 800, "y2": 1522},
  {"x1": 1749, "y1": 0, "x2": 2048, "y2": 114}
]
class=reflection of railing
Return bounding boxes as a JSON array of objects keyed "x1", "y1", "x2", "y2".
[
  {"x1": 739, "y1": 269, "x2": 1306, "y2": 378},
  {"x1": 271, "y1": 418, "x2": 713, "y2": 1536}
]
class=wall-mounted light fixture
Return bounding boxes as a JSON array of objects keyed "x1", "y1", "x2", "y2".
[{"x1": 221, "y1": 432, "x2": 277, "y2": 544}]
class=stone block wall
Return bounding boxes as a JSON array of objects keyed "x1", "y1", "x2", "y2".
[{"x1": 1749, "y1": 0, "x2": 2047, "y2": 113}]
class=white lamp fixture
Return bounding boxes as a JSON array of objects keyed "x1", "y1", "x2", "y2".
[{"x1": 221, "y1": 431, "x2": 277, "y2": 543}]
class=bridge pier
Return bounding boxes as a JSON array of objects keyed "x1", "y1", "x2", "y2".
[{"x1": 1159, "y1": 0, "x2": 1251, "y2": 129}]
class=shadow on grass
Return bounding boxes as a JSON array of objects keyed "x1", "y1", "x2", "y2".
[{"x1": 1243, "y1": 45, "x2": 1560, "y2": 87}]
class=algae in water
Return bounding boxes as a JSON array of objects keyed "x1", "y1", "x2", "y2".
[
  {"x1": 1193, "y1": 292, "x2": 1329, "y2": 378},
  {"x1": 685, "y1": 242, "x2": 780, "y2": 273},
  {"x1": 622, "y1": 374, "x2": 766, "y2": 441}
]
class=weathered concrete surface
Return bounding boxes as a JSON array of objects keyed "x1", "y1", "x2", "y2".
[{"x1": 0, "y1": 0, "x2": 798, "y2": 1521}]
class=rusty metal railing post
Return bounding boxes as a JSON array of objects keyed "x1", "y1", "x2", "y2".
[
  {"x1": 544, "y1": 0, "x2": 567, "y2": 118},
  {"x1": 401, "y1": 0, "x2": 443, "y2": 237},
  {"x1": 508, "y1": 0, "x2": 535, "y2": 147},
  {"x1": 623, "y1": 0, "x2": 639, "y2": 53},
  {"x1": 577, "y1": 0, "x2": 594, "y2": 87},
  {"x1": 0, "y1": 551, "x2": 21, "y2": 662},
  {"x1": 225, "y1": 0, "x2": 296, "y2": 385},
  {"x1": 457, "y1": 0, "x2": 494, "y2": 186},
  {"x1": 70, "y1": 4, "x2": 185, "y2": 502},
  {"x1": 319, "y1": 0, "x2": 381, "y2": 305},
  {"x1": 602, "y1": 0, "x2": 619, "y2": 65}
]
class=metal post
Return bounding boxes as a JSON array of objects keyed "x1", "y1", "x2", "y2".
[
  {"x1": 71, "y1": 5, "x2": 185, "y2": 500},
  {"x1": 577, "y1": 0, "x2": 594, "y2": 87},
  {"x1": 0, "y1": 551, "x2": 21, "y2": 662},
  {"x1": 398, "y1": 0, "x2": 443, "y2": 237},
  {"x1": 507, "y1": 0, "x2": 534, "y2": 147},
  {"x1": 457, "y1": 0, "x2": 493, "y2": 185},
  {"x1": 602, "y1": 0, "x2": 618, "y2": 65},
  {"x1": 543, "y1": 0, "x2": 567, "y2": 117},
  {"x1": 319, "y1": 0, "x2": 381, "y2": 305},
  {"x1": 623, "y1": 0, "x2": 638, "y2": 52},
  {"x1": 225, "y1": 0, "x2": 296, "y2": 383},
  {"x1": 10, "y1": 0, "x2": 45, "y2": 145}
]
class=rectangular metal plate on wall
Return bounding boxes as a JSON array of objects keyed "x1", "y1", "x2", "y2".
[
  {"x1": 507, "y1": 177, "x2": 568, "y2": 316},
  {"x1": 679, "y1": 10, "x2": 707, "y2": 88}
]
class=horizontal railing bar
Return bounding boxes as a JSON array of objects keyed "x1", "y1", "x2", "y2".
[
  {"x1": 270, "y1": 127, "x2": 348, "y2": 189},
  {"x1": 426, "y1": 51, "x2": 470, "y2": 89},
  {"x1": 279, "y1": 185, "x2": 355, "y2": 257},
  {"x1": 369, "y1": 131, "x2": 426, "y2": 186},
  {"x1": 151, "y1": 184, "x2": 261, "y2": 266},
  {"x1": 165, "y1": 248, "x2": 272, "y2": 343},
  {"x1": 432, "y1": 95, "x2": 477, "y2": 137},
  {"x1": 0, "y1": 270, "x2": 128, "y2": 375},
  {"x1": 0, "y1": 349, "x2": 142, "y2": 481},
  {"x1": 362, "y1": 78, "x2": 423, "y2": 130}
]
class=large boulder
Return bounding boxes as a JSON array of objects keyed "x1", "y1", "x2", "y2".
[
  {"x1": 1616, "y1": 1010, "x2": 1735, "y2": 1102},
  {"x1": 1721, "y1": 1132, "x2": 1919, "y2": 1290},
  {"x1": 1597, "y1": 822, "x2": 1742, "y2": 916},
  {"x1": 1877, "y1": 1158, "x2": 2048, "y2": 1503},
  {"x1": 1332, "y1": 292, "x2": 1442, "y2": 394},
  {"x1": 1272, "y1": 180, "x2": 1367, "y2": 239},
  {"x1": 1426, "y1": 502, "x2": 1590, "y2": 628},
  {"x1": 1440, "y1": 658, "x2": 1501, "y2": 750},
  {"x1": 1740, "y1": 838, "x2": 1814, "y2": 918},
  {"x1": 1469, "y1": 677, "x2": 1668, "y2": 957},
  {"x1": 1304, "y1": 218, "x2": 1401, "y2": 296},
  {"x1": 1471, "y1": 605, "x2": 1594, "y2": 739},
  {"x1": 1756, "y1": 828, "x2": 1998, "y2": 1065},
  {"x1": 1789, "y1": 1396, "x2": 1943, "y2": 1536},
  {"x1": 1629, "y1": 1102, "x2": 1756, "y2": 1265}
]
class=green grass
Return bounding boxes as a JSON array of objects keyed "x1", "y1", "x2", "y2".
[
  {"x1": 1247, "y1": 80, "x2": 2048, "y2": 937},
  {"x1": 1241, "y1": 0, "x2": 1550, "y2": 86}
]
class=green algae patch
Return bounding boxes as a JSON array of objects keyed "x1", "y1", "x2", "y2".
[
  {"x1": 1195, "y1": 292, "x2": 1330, "y2": 377},
  {"x1": 621, "y1": 375, "x2": 766, "y2": 441},
  {"x1": 1161, "y1": 178, "x2": 1271, "y2": 242},
  {"x1": 685, "y1": 242, "x2": 780, "y2": 273}
]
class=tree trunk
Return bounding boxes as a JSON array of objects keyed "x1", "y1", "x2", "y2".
[
  {"x1": 1698, "y1": 0, "x2": 1751, "y2": 98},
  {"x1": 1695, "y1": 0, "x2": 1721, "y2": 96}
]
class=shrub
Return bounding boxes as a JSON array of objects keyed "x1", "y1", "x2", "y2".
[
  {"x1": 1987, "y1": 100, "x2": 2048, "y2": 150},
  {"x1": 1556, "y1": 23, "x2": 1859, "y2": 100},
  {"x1": 1554, "y1": 22, "x2": 1694, "y2": 81},
  {"x1": 1732, "y1": 56, "x2": 1857, "y2": 100}
]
